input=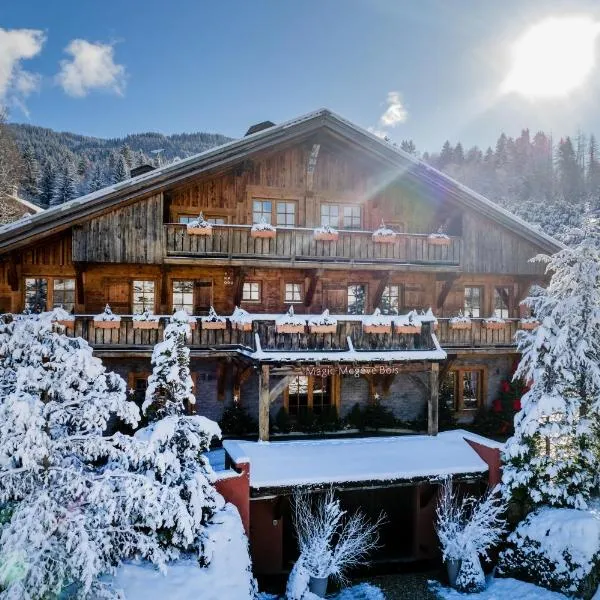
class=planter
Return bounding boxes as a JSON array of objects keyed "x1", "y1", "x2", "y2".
[
  {"x1": 309, "y1": 324, "x2": 337, "y2": 334},
  {"x1": 446, "y1": 559, "x2": 462, "y2": 588},
  {"x1": 235, "y1": 321, "x2": 253, "y2": 332},
  {"x1": 187, "y1": 226, "x2": 212, "y2": 236},
  {"x1": 372, "y1": 234, "x2": 396, "y2": 244},
  {"x1": 449, "y1": 321, "x2": 471, "y2": 330},
  {"x1": 94, "y1": 320, "x2": 121, "y2": 329},
  {"x1": 396, "y1": 325, "x2": 421, "y2": 334},
  {"x1": 201, "y1": 320, "x2": 227, "y2": 330},
  {"x1": 132, "y1": 321, "x2": 160, "y2": 330},
  {"x1": 251, "y1": 229, "x2": 276, "y2": 239},
  {"x1": 363, "y1": 325, "x2": 392, "y2": 335},
  {"x1": 314, "y1": 232, "x2": 339, "y2": 242},
  {"x1": 308, "y1": 576, "x2": 328, "y2": 598},
  {"x1": 427, "y1": 235, "x2": 451, "y2": 246},
  {"x1": 519, "y1": 320, "x2": 540, "y2": 330},
  {"x1": 482, "y1": 321, "x2": 507, "y2": 330},
  {"x1": 56, "y1": 319, "x2": 75, "y2": 329},
  {"x1": 276, "y1": 324, "x2": 305, "y2": 334}
]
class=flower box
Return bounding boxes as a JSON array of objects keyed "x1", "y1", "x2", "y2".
[
  {"x1": 519, "y1": 320, "x2": 540, "y2": 330},
  {"x1": 309, "y1": 324, "x2": 337, "y2": 334},
  {"x1": 363, "y1": 324, "x2": 392, "y2": 335},
  {"x1": 251, "y1": 228, "x2": 276, "y2": 239},
  {"x1": 94, "y1": 320, "x2": 121, "y2": 330},
  {"x1": 449, "y1": 320, "x2": 471, "y2": 330},
  {"x1": 202, "y1": 320, "x2": 227, "y2": 330},
  {"x1": 187, "y1": 226, "x2": 212, "y2": 236},
  {"x1": 482, "y1": 320, "x2": 507, "y2": 330},
  {"x1": 396, "y1": 324, "x2": 421, "y2": 334},
  {"x1": 372, "y1": 234, "x2": 396, "y2": 244},
  {"x1": 56, "y1": 319, "x2": 75, "y2": 329},
  {"x1": 314, "y1": 231, "x2": 339, "y2": 242},
  {"x1": 427, "y1": 234, "x2": 451, "y2": 246},
  {"x1": 235, "y1": 321, "x2": 253, "y2": 332},
  {"x1": 132, "y1": 320, "x2": 160, "y2": 330},
  {"x1": 276, "y1": 324, "x2": 305, "y2": 334}
]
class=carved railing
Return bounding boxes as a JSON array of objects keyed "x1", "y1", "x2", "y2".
[
  {"x1": 436, "y1": 318, "x2": 519, "y2": 348},
  {"x1": 164, "y1": 224, "x2": 462, "y2": 266}
]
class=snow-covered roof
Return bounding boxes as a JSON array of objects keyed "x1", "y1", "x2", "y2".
[
  {"x1": 223, "y1": 430, "x2": 492, "y2": 490},
  {"x1": 0, "y1": 108, "x2": 563, "y2": 254}
]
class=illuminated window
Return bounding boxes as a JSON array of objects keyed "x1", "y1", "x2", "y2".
[
  {"x1": 380, "y1": 285, "x2": 402, "y2": 315},
  {"x1": 253, "y1": 200, "x2": 272, "y2": 224},
  {"x1": 24, "y1": 278, "x2": 47, "y2": 313},
  {"x1": 242, "y1": 282, "x2": 261, "y2": 302},
  {"x1": 464, "y1": 286, "x2": 483, "y2": 318},
  {"x1": 52, "y1": 278, "x2": 75, "y2": 312},
  {"x1": 286, "y1": 375, "x2": 332, "y2": 416},
  {"x1": 172, "y1": 280, "x2": 194, "y2": 314},
  {"x1": 493, "y1": 287, "x2": 510, "y2": 319},
  {"x1": 347, "y1": 284, "x2": 367, "y2": 315},
  {"x1": 276, "y1": 202, "x2": 296, "y2": 227},
  {"x1": 320, "y1": 204, "x2": 340, "y2": 228},
  {"x1": 443, "y1": 368, "x2": 485, "y2": 411},
  {"x1": 343, "y1": 205, "x2": 361, "y2": 229},
  {"x1": 285, "y1": 283, "x2": 303, "y2": 303},
  {"x1": 132, "y1": 280, "x2": 155, "y2": 314}
]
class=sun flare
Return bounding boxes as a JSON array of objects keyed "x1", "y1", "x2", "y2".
[{"x1": 502, "y1": 16, "x2": 600, "y2": 99}]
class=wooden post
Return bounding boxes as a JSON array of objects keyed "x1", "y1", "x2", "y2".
[
  {"x1": 259, "y1": 364, "x2": 270, "y2": 442},
  {"x1": 428, "y1": 362, "x2": 439, "y2": 436}
]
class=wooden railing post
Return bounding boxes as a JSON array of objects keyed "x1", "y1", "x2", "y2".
[
  {"x1": 428, "y1": 362, "x2": 439, "y2": 436},
  {"x1": 258, "y1": 364, "x2": 270, "y2": 442}
]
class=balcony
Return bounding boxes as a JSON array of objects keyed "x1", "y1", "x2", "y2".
[
  {"x1": 436, "y1": 318, "x2": 519, "y2": 349},
  {"x1": 164, "y1": 224, "x2": 462, "y2": 269}
]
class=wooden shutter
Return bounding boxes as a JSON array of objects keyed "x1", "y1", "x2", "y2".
[
  {"x1": 194, "y1": 281, "x2": 213, "y2": 315},
  {"x1": 324, "y1": 287, "x2": 346, "y2": 313},
  {"x1": 107, "y1": 281, "x2": 130, "y2": 313}
]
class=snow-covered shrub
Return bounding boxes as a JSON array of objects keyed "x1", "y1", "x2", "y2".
[
  {"x1": 455, "y1": 551, "x2": 485, "y2": 593},
  {"x1": 250, "y1": 217, "x2": 276, "y2": 232},
  {"x1": 502, "y1": 226, "x2": 600, "y2": 510},
  {"x1": 186, "y1": 211, "x2": 212, "y2": 232},
  {"x1": 291, "y1": 489, "x2": 381, "y2": 585},
  {"x1": 93, "y1": 303, "x2": 121, "y2": 321},
  {"x1": 132, "y1": 309, "x2": 160, "y2": 322},
  {"x1": 143, "y1": 310, "x2": 196, "y2": 419},
  {"x1": 498, "y1": 507, "x2": 600, "y2": 598},
  {"x1": 308, "y1": 309, "x2": 337, "y2": 327}
]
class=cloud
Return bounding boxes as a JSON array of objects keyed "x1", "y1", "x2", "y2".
[
  {"x1": 0, "y1": 28, "x2": 45, "y2": 110},
  {"x1": 379, "y1": 91, "x2": 408, "y2": 127},
  {"x1": 57, "y1": 39, "x2": 126, "y2": 97}
]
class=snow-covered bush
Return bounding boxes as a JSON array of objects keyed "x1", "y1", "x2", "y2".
[
  {"x1": 186, "y1": 211, "x2": 212, "y2": 232},
  {"x1": 498, "y1": 507, "x2": 600, "y2": 598},
  {"x1": 93, "y1": 303, "x2": 121, "y2": 321},
  {"x1": 143, "y1": 310, "x2": 196, "y2": 419},
  {"x1": 308, "y1": 309, "x2": 337, "y2": 328},
  {"x1": 132, "y1": 309, "x2": 160, "y2": 322},
  {"x1": 435, "y1": 478, "x2": 506, "y2": 592},
  {"x1": 200, "y1": 306, "x2": 226, "y2": 326},
  {"x1": 250, "y1": 218, "x2": 276, "y2": 232},
  {"x1": 291, "y1": 489, "x2": 381, "y2": 589},
  {"x1": 502, "y1": 226, "x2": 600, "y2": 510}
]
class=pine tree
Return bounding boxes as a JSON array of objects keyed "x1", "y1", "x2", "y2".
[
  {"x1": 438, "y1": 141, "x2": 454, "y2": 169},
  {"x1": 119, "y1": 143, "x2": 133, "y2": 168},
  {"x1": 88, "y1": 163, "x2": 105, "y2": 193},
  {"x1": 51, "y1": 163, "x2": 77, "y2": 206},
  {"x1": 502, "y1": 220, "x2": 600, "y2": 510},
  {"x1": 400, "y1": 139, "x2": 417, "y2": 156},
  {"x1": 112, "y1": 154, "x2": 129, "y2": 184},
  {"x1": 20, "y1": 144, "x2": 40, "y2": 200},
  {"x1": 588, "y1": 134, "x2": 600, "y2": 202},
  {"x1": 453, "y1": 142, "x2": 465, "y2": 165},
  {"x1": 38, "y1": 162, "x2": 56, "y2": 207},
  {"x1": 557, "y1": 137, "x2": 584, "y2": 201}
]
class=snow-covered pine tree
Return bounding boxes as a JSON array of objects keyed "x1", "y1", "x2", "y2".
[
  {"x1": 112, "y1": 154, "x2": 129, "y2": 184},
  {"x1": 502, "y1": 220, "x2": 600, "y2": 510},
  {"x1": 20, "y1": 144, "x2": 40, "y2": 200},
  {"x1": 38, "y1": 162, "x2": 56, "y2": 207},
  {"x1": 51, "y1": 163, "x2": 77, "y2": 206},
  {"x1": 143, "y1": 310, "x2": 196, "y2": 419},
  {"x1": 88, "y1": 163, "x2": 105, "y2": 193}
]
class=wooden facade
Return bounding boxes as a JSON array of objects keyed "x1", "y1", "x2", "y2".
[{"x1": 0, "y1": 110, "x2": 561, "y2": 439}]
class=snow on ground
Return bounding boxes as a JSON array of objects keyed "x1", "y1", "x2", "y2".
[
  {"x1": 430, "y1": 577, "x2": 568, "y2": 599},
  {"x1": 223, "y1": 430, "x2": 490, "y2": 489},
  {"x1": 108, "y1": 504, "x2": 256, "y2": 600}
]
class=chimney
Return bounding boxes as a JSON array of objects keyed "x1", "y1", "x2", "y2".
[
  {"x1": 245, "y1": 121, "x2": 275, "y2": 136},
  {"x1": 130, "y1": 164, "x2": 156, "y2": 177}
]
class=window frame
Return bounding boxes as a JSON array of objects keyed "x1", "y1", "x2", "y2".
[
  {"x1": 251, "y1": 198, "x2": 297, "y2": 227},
  {"x1": 242, "y1": 281, "x2": 262, "y2": 303},
  {"x1": 23, "y1": 276, "x2": 78, "y2": 313},
  {"x1": 444, "y1": 366, "x2": 487, "y2": 412},
  {"x1": 284, "y1": 282, "x2": 303, "y2": 304},
  {"x1": 319, "y1": 202, "x2": 362, "y2": 229},
  {"x1": 284, "y1": 374, "x2": 339, "y2": 416},
  {"x1": 493, "y1": 286, "x2": 511, "y2": 319},
  {"x1": 171, "y1": 279, "x2": 195, "y2": 314},
  {"x1": 52, "y1": 278, "x2": 76, "y2": 312},
  {"x1": 347, "y1": 283, "x2": 368, "y2": 315},
  {"x1": 463, "y1": 286, "x2": 483, "y2": 318},
  {"x1": 177, "y1": 212, "x2": 229, "y2": 225},
  {"x1": 132, "y1": 280, "x2": 156, "y2": 314},
  {"x1": 379, "y1": 284, "x2": 403, "y2": 315}
]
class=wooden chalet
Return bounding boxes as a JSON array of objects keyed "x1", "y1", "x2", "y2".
[{"x1": 0, "y1": 109, "x2": 562, "y2": 572}]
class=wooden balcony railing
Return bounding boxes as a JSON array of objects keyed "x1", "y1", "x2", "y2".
[
  {"x1": 436, "y1": 318, "x2": 519, "y2": 348},
  {"x1": 164, "y1": 224, "x2": 462, "y2": 267}
]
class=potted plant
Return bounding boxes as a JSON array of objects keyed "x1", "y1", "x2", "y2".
[
  {"x1": 395, "y1": 310, "x2": 422, "y2": 334},
  {"x1": 519, "y1": 317, "x2": 540, "y2": 330},
  {"x1": 428, "y1": 227, "x2": 451, "y2": 246},
  {"x1": 313, "y1": 224, "x2": 339, "y2": 242},
  {"x1": 276, "y1": 306, "x2": 306, "y2": 334},
  {"x1": 132, "y1": 310, "x2": 161, "y2": 330},
  {"x1": 449, "y1": 312, "x2": 472, "y2": 330},
  {"x1": 363, "y1": 308, "x2": 392, "y2": 334},
  {"x1": 231, "y1": 306, "x2": 253, "y2": 331},
  {"x1": 201, "y1": 306, "x2": 227, "y2": 330},
  {"x1": 250, "y1": 218, "x2": 276, "y2": 239},
  {"x1": 288, "y1": 489, "x2": 381, "y2": 599},
  {"x1": 93, "y1": 304, "x2": 121, "y2": 329},
  {"x1": 482, "y1": 316, "x2": 507, "y2": 330},
  {"x1": 308, "y1": 309, "x2": 337, "y2": 334},
  {"x1": 186, "y1": 211, "x2": 213, "y2": 236},
  {"x1": 372, "y1": 221, "x2": 396, "y2": 244},
  {"x1": 51, "y1": 306, "x2": 75, "y2": 330}
]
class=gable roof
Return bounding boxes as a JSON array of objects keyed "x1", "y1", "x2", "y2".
[{"x1": 0, "y1": 108, "x2": 563, "y2": 254}]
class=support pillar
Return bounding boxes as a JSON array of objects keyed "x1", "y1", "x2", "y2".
[
  {"x1": 428, "y1": 362, "x2": 439, "y2": 436},
  {"x1": 259, "y1": 364, "x2": 270, "y2": 441}
]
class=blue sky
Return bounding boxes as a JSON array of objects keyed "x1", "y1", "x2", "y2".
[{"x1": 2, "y1": 0, "x2": 600, "y2": 151}]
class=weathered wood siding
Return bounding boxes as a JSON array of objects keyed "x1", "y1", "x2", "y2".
[
  {"x1": 72, "y1": 194, "x2": 164, "y2": 263},
  {"x1": 461, "y1": 213, "x2": 547, "y2": 275}
]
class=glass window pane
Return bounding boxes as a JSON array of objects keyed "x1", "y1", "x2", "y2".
[
  {"x1": 253, "y1": 200, "x2": 272, "y2": 224},
  {"x1": 462, "y1": 371, "x2": 480, "y2": 410},
  {"x1": 25, "y1": 278, "x2": 48, "y2": 313},
  {"x1": 179, "y1": 215, "x2": 195, "y2": 224},
  {"x1": 243, "y1": 282, "x2": 261, "y2": 302},
  {"x1": 285, "y1": 283, "x2": 302, "y2": 303},
  {"x1": 133, "y1": 280, "x2": 155, "y2": 314},
  {"x1": 493, "y1": 287, "x2": 510, "y2": 319},
  {"x1": 464, "y1": 286, "x2": 482, "y2": 318},
  {"x1": 312, "y1": 376, "x2": 332, "y2": 415},
  {"x1": 320, "y1": 204, "x2": 339, "y2": 228},
  {"x1": 52, "y1": 278, "x2": 76, "y2": 312},
  {"x1": 288, "y1": 375, "x2": 309, "y2": 416},
  {"x1": 343, "y1": 205, "x2": 361, "y2": 229},
  {"x1": 172, "y1": 280, "x2": 194, "y2": 314},
  {"x1": 347, "y1": 284, "x2": 366, "y2": 315},
  {"x1": 276, "y1": 202, "x2": 295, "y2": 227},
  {"x1": 207, "y1": 217, "x2": 226, "y2": 225},
  {"x1": 380, "y1": 285, "x2": 400, "y2": 315}
]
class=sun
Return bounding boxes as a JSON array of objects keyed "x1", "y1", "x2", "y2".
[{"x1": 502, "y1": 16, "x2": 600, "y2": 99}]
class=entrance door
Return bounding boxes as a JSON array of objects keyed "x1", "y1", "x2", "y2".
[
  {"x1": 107, "y1": 281, "x2": 130, "y2": 313},
  {"x1": 194, "y1": 281, "x2": 213, "y2": 315}
]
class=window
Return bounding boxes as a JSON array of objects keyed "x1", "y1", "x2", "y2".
[
  {"x1": 320, "y1": 204, "x2": 340, "y2": 228},
  {"x1": 52, "y1": 278, "x2": 75, "y2": 312},
  {"x1": 343, "y1": 205, "x2": 361, "y2": 229},
  {"x1": 442, "y1": 368, "x2": 485, "y2": 412},
  {"x1": 347, "y1": 284, "x2": 367, "y2": 315},
  {"x1": 132, "y1": 376, "x2": 147, "y2": 405},
  {"x1": 253, "y1": 200, "x2": 272, "y2": 224},
  {"x1": 464, "y1": 286, "x2": 483, "y2": 318},
  {"x1": 132, "y1": 280, "x2": 155, "y2": 314},
  {"x1": 178, "y1": 215, "x2": 196, "y2": 224},
  {"x1": 242, "y1": 282, "x2": 261, "y2": 302},
  {"x1": 276, "y1": 202, "x2": 296, "y2": 227},
  {"x1": 285, "y1": 375, "x2": 332, "y2": 416},
  {"x1": 284, "y1": 283, "x2": 303, "y2": 304},
  {"x1": 179, "y1": 214, "x2": 226, "y2": 224},
  {"x1": 25, "y1": 278, "x2": 47, "y2": 313},
  {"x1": 379, "y1": 285, "x2": 402, "y2": 315},
  {"x1": 172, "y1": 280, "x2": 194, "y2": 314},
  {"x1": 493, "y1": 287, "x2": 510, "y2": 319},
  {"x1": 207, "y1": 216, "x2": 226, "y2": 225}
]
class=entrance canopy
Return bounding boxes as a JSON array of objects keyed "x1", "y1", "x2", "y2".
[{"x1": 223, "y1": 430, "x2": 501, "y2": 494}]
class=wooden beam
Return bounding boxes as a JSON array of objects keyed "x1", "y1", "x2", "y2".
[
  {"x1": 233, "y1": 364, "x2": 253, "y2": 402},
  {"x1": 437, "y1": 274, "x2": 459, "y2": 309},
  {"x1": 428, "y1": 362, "x2": 439, "y2": 436},
  {"x1": 160, "y1": 266, "x2": 170, "y2": 310},
  {"x1": 305, "y1": 143, "x2": 321, "y2": 193},
  {"x1": 73, "y1": 261, "x2": 86, "y2": 308},
  {"x1": 304, "y1": 269, "x2": 322, "y2": 308},
  {"x1": 259, "y1": 364, "x2": 270, "y2": 442},
  {"x1": 216, "y1": 363, "x2": 226, "y2": 401},
  {"x1": 233, "y1": 267, "x2": 247, "y2": 307},
  {"x1": 6, "y1": 252, "x2": 20, "y2": 292},
  {"x1": 269, "y1": 374, "x2": 292, "y2": 403}
]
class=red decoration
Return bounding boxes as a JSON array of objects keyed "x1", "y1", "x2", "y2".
[
  {"x1": 512, "y1": 398, "x2": 521, "y2": 411},
  {"x1": 492, "y1": 399, "x2": 503, "y2": 413},
  {"x1": 501, "y1": 381, "x2": 511, "y2": 393}
]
